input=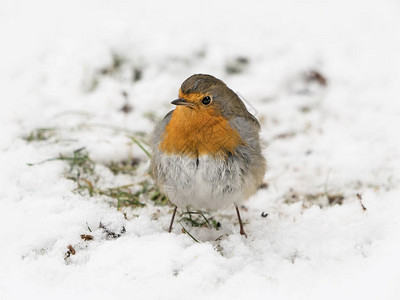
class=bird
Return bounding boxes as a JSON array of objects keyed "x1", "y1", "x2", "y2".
[{"x1": 150, "y1": 74, "x2": 266, "y2": 237}]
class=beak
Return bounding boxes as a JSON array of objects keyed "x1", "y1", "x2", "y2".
[{"x1": 171, "y1": 98, "x2": 192, "y2": 107}]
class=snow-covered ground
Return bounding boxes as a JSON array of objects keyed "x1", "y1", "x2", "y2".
[{"x1": 1, "y1": 0, "x2": 400, "y2": 299}]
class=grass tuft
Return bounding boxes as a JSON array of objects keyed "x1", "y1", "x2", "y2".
[
  {"x1": 24, "y1": 128, "x2": 57, "y2": 142},
  {"x1": 106, "y1": 159, "x2": 140, "y2": 175},
  {"x1": 98, "y1": 183, "x2": 146, "y2": 209},
  {"x1": 28, "y1": 147, "x2": 169, "y2": 210},
  {"x1": 178, "y1": 211, "x2": 221, "y2": 230},
  {"x1": 149, "y1": 188, "x2": 169, "y2": 206}
]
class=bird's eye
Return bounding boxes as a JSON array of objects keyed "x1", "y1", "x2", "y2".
[{"x1": 202, "y1": 96, "x2": 211, "y2": 105}]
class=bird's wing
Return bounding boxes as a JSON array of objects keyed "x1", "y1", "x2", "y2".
[
  {"x1": 242, "y1": 111, "x2": 261, "y2": 129},
  {"x1": 229, "y1": 116, "x2": 267, "y2": 186},
  {"x1": 229, "y1": 116, "x2": 261, "y2": 147}
]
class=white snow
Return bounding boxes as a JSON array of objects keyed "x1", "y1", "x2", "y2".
[{"x1": 1, "y1": 0, "x2": 400, "y2": 299}]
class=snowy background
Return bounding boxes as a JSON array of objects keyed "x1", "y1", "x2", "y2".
[{"x1": 1, "y1": 0, "x2": 400, "y2": 299}]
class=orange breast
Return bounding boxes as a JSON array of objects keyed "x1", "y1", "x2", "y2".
[{"x1": 159, "y1": 106, "x2": 244, "y2": 158}]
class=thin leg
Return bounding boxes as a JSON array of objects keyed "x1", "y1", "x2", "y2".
[
  {"x1": 235, "y1": 205, "x2": 247, "y2": 238},
  {"x1": 168, "y1": 206, "x2": 177, "y2": 233}
]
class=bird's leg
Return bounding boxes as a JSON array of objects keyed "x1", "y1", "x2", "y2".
[
  {"x1": 168, "y1": 205, "x2": 178, "y2": 233},
  {"x1": 235, "y1": 205, "x2": 247, "y2": 238}
]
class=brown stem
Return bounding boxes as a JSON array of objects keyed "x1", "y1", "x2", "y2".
[
  {"x1": 169, "y1": 206, "x2": 177, "y2": 233},
  {"x1": 235, "y1": 205, "x2": 247, "y2": 238}
]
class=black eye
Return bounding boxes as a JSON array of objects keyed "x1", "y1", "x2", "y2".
[{"x1": 202, "y1": 96, "x2": 211, "y2": 105}]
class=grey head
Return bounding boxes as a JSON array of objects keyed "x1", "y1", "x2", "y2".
[{"x1": 175, "y1": 74, "x2": 260, "y2": 128}]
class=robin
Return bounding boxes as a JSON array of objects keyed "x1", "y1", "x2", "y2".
[{"x1": 150, "y1": 74, "x2": 266, "y2": 237}]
